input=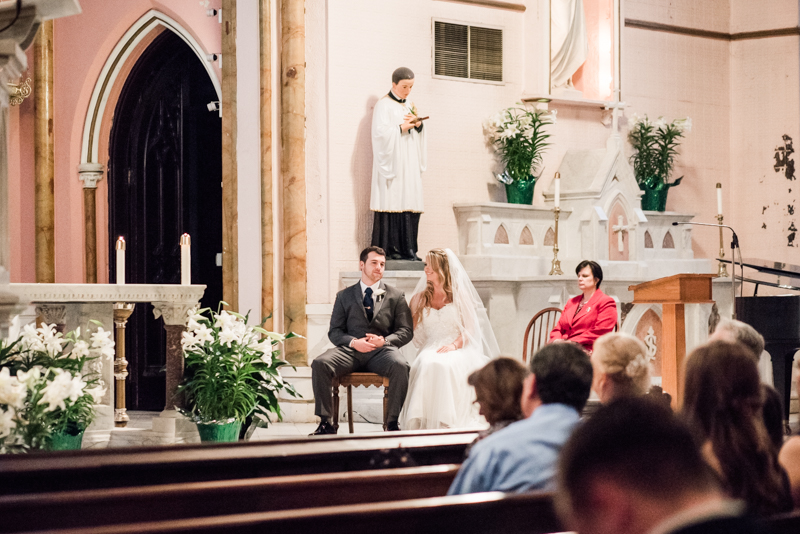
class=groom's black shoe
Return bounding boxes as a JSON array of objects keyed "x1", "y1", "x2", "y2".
[
  {"x1": 386, "y1": 421, "x2": 401, "y2": 431},
  {"x1": 407, "y1": 250, "x2": 422, "y2": 261},
  {"x1": 309, "y1": 420, "x2": 337, "y2": 436}
]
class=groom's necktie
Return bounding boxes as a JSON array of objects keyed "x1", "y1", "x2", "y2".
[{"x1": 363, "y1": 287, "x2": 374, "y2": 322}]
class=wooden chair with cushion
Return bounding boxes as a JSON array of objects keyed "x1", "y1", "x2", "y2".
[
  {"x1": 522, "y1": 307, "x2": 563, "y2": 363},
  {"x1": 332, "y1": 373, "x2": 389, "y2": 433}
]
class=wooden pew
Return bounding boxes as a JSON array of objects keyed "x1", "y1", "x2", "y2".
[
  {"x1": 0, "y1": 464, "x2": 459, "y2": 532},
  {"x1": 0, "y1": 429, "x2": 477, "y2": 495},
  {"x1": 13, "y1": 491, "x2": 564, "y2": 534},
  {"x1": 768, "y1": 510, "x2": 800, "y2": 534}
]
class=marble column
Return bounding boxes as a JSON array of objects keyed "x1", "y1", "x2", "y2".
[
  {"x1": 34, "y1": 21, "x2": 55, "y2": 284},
  {"x1": 221, "y1": 0, "x2": 239, "y2": 310},
  {"x1": 281, "y1": 0, "x2": 307, "y2": 365},
  {"x1": 260, "y1": 0, "x2": 274, "y2": 331},
  {"x1": 79, "y1": 163, "x2": 104, "y2": 283},
  {"x1": 152, "y1": 302, "x2": 196, "y2": 410}
]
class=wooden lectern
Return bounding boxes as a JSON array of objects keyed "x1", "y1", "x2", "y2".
[{"x1": 628, "y1": 274, "x2": 715, "y2": 407}]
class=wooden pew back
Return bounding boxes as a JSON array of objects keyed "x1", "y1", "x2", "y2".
[
  {"x1": 0, "y1": 464, "x2": 459, "y2": 532},
  {"x1": 0, "y1": 430, "x2": 477, "y2": 495}
]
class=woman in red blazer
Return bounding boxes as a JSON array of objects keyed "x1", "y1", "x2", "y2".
[{"x1": 549, "y1": 260, "x2": 617, "y2": 353}]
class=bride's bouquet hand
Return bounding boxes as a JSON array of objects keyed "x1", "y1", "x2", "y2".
[{"x1": 436, "y1": 343, "x2": 457, "y2": 354}]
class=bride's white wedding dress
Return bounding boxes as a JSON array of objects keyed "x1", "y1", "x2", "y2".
[{"x1": 399, "y1": 304, "x2": 491, "y2": 430}]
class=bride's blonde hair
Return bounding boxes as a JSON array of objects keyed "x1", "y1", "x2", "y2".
[{"x1": 410, "y1": 249, "x2": 453, "y2": 327}]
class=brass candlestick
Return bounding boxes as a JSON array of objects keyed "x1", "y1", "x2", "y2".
[
  {"x1": 549, "y1": 207, "x2": 564, "y2": 275},
  {"x1": 716, "y1": 214, "x2": 728, "y2": 277},
  {"x1": 113, "y1": 303, "x2": 135, "y2": 427}
]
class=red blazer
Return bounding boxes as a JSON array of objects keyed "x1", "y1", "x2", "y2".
[{"x1": 549, "y1": 289, "x2": 617, "y2": 352}]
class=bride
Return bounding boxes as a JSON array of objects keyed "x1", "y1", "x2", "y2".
[{"x1": 400, "y1": 248, "x2": 500, "y2": 430}]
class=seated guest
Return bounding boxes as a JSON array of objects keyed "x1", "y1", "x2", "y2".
[
  {"x1": 549, "y1": 260, "x2": 617, "y2": 353},
  {"x1": 556, "y1": 397, "x2": 770, "y2": 534},
  {"x1": 683, "y1": 341, "x2": 793, "y2": 516},
  {"x1": 591, "y1": 332, "x2": 651, "y2": 404},
  {"x1": 465, "y1": 357, "x2": 529, "y2": 455},
  {"x1": 447, "y1": 343, "x2": 592, "y2": 495},
  {"x1": 709, "y1": 318, "x2": 785, "y2": 453},
  {"x1": 779, "y1": 361, "x2": 800, "y2": 507}
]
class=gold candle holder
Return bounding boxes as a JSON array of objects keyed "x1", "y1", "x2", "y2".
[
  {"x1": 113, "y1": 303, "x2": 135, "y2": 427},
  {"x1": 716, "y1": 214, "x2": 728, "y2": 277},
  {"x1": 549, "y1": 207, "x2": 564, "y2": 275}
]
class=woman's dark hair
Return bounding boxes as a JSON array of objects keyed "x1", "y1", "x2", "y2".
[
  {"x1": 683, "y1": 341, "x2": 789, "y2": 516},
  {"x1": 575, "y1": 260, "x2": 603, "y2": 289},
  {"x1": 468, "y1": 357, "x2": 528, "y2": 425}
]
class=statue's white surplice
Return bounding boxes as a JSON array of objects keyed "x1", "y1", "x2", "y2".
[{"x1": 370, "y1": 95, "x2": 427, "y2": 213}]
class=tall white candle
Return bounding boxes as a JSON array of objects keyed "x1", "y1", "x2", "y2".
[
  {"x1": 716, "y1": 183, "x2": 723, "y2": 216},
  {"x1": 554, "y1": 172, "x2": 561, "y2": 209},
  {"x1": 115, "y1": 237, "x2": 125, "y2": 285},
  {"x1": 181, "y1": 234, "x2": 191, "y2": 285}
]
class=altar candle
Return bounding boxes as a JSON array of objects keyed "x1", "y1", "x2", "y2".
[
  {"x1": 181, "y1": 234, "x2": 191, "y2": 285},
  {"x1": 115, "y1": 237, "x2": 125, "y2": 285},
  {"x1": 716, "y1": 183, "x2": 723, "y2": 216},
  {"x1": 554, "y1": 172, "x2": 561, "y2": 209}
]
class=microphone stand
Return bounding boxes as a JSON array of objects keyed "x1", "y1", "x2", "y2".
[{"x1": 672, "y1": 221, "x2": 740, "y2": 319}]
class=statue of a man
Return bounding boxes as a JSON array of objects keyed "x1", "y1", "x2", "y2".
[
  {"x1": 551, "y1": 0, "x2": 588, "y2": 92},
  {"x1": 370, "y1": 67, "x2": 427, "y2": 261}
]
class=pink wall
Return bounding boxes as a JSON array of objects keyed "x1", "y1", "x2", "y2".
[{"x1": 8, "y1": 0, "x2": 221, "y2": 283}]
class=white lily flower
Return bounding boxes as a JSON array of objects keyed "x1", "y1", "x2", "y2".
[
  {"x1": 0, "y1": 368, "x2": 26, "y2": 408},
  {"x1": 20, "y1": 323, "x2": 45, "y2": 352},
  {"x1": 41, "y1": 369, "x2": 75, "y2": 412},
  {"x1": 90, "y1": 327, "x2": 113, "y2": 349},
  {"x1": 218, "y1": 327, "x2": 238, "y2": 347},
  {"x1": 72, "y1": 340, "x2": 90, "y2": 359},
  {"x1": 194, "y1": 325, "x2": 215, "y2": 345},
  {"x1": 675, "y1": 117, "x2": 692, "y2": 133},
  {"x1": 86, "y1": 385, "x2": 107, "y2": 403},
  {"x1": 214, "y1": 311, "x2": 238, "y2": 331},
  {"x1": 16, "y1": 367, "x2": 42, "y2": 389},
  {"x1": 0, "y1": 407, "x2": 16, "y2": 439},
  {"x1": 181, "y1": 331, "x2": 199, "y2": 351}
]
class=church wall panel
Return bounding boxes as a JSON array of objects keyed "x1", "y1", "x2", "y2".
[{"x1": 11, "y1": 1, "x2": 222, "y2": 284}]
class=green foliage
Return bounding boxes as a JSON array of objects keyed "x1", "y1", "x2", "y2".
[
  {"x1": 484, "y1": 103, "x2": 555, "y2": 182},
  {"x1": 628, "y1": 115, "x2": 691, "y2": 189},
  {"x1": 177, "y1": 307, "x2": 299, "y2": 425}
]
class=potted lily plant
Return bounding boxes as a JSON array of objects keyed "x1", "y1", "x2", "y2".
[
  {"x1": 0, "y1": 323, "x2": 112, "y2": 453},
  {"x1": 484, "y1": 103, "x2": 555, "y2": 204},
  {"x1": 177, "y1": 305, "x2": 299, "y2": 443},
  {"x1": 628, "y1": 114, "x2": 692, "y2": 211}
]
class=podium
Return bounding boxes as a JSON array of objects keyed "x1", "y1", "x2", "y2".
[{"x1": 628, "y1": 274, "x2": 715, "y2": 406}]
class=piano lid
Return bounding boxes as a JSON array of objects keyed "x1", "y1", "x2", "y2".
[{"x1": 720, "y1": 258, "x2": 800, "y2": 293}]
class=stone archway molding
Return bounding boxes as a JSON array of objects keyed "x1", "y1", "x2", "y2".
[
  {"x1": 80, "y1": 9, "x2": 221, "y2": 166},
  {"x1": 78, "y1": 10, "x2": 222, "y2": 283}
]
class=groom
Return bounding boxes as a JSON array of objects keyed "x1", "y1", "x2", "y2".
[{"x1": 310, "y1": 246, "x2": 414, "y2": 435}]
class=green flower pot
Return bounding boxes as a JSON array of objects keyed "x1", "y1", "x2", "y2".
[
  {"x1": 48, "y1": 428, "x2": 84, "y2": 451},
  {"x1": 196, "y1": 420, "x2": 242, "y2": 443},
  {"x1": 504, "y1": 177, "x2": 536, "y2": 205},
  {"x1": 640, "y1": 185, "x2": 668, "y2": 211}
]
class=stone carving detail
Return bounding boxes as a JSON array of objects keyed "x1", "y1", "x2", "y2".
[
  {"x1": 544, "y1": 227, "x2": 555, "y2": 246},
  {"x1": 152, "y1": 302, "x2": 196, "y2": 326},
  {"x1": 494, "y1": 225, "x2": 509, "y2": 244},
  {"x1": 708, "y1": 303, "x2": 720, "y2": 334},
  {"x1": 644, "y1": 326, "x2": 657, "y2": 362},
  {"x1": 35, "y1": 304, "x2": 67, "y2": 326},
  {"x1": 519, "y1": 226, "x2": 534, "y2": 246},
  {"x1": 662, "y1": 231, "x2": 675, "y2": 249},
  {"x1": 644, "y1": 230, "x2": 653, "y2": 248}
]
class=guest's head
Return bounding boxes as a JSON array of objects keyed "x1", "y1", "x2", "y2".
[
  {"x1": 412, "y1": 249, "x2": 453, "y2": 326},
  {"x1": 575, "y1": 260, "x2": 603, "y2": 291},
  {"x1": 521, "y1": 343, "x2": 592, "y2": 418},
  {"x1": 591, "y1": 333, "x2": 651, "y2": 403},
  {"x1": 468, "y1": 357, "x2": 529, "y2": 425},
  {"x1": 359, "y1": 246, "x2": 386, "y2": 285},
  {"x1": 683, "y1": 340, "x2": 786, "y2": 515},
  {"x1": 556, "y1": 397, "x2": 721, "y2": 534},
  {"x1": 391, "y1": 67, "x2": 415, "y2": 99},
  {"x1": 708, "y1": 318, "x2": 765, "y2": 360}
]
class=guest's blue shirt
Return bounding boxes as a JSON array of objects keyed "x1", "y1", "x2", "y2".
[{"x1": 447, "y1": 403, "x2": 580, "y2": 495}]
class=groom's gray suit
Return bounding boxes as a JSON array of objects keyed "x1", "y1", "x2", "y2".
[{"x1": 311, "y1": 280, "x2": 413, "y2": 421}]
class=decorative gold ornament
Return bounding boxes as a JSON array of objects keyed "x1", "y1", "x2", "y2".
[{"x1": 8, "y1": 77, "x2": 32, "y2": 106}]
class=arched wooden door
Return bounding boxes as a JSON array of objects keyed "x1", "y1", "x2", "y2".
[{"x1": 108, "y1": 31, "x2": 222, "y2": 410}]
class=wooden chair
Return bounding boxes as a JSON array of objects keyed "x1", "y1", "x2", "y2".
[
  {"x1": 332, "y1": 373, "x2": 389, "y2": 433},
  {"x1": 522, "y1": 307, "x2": 562, "y2": 363}
]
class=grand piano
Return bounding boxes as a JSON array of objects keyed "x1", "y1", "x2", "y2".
[{"x1": 728, "y1": 258, "x2": 800, "y2": 426}]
